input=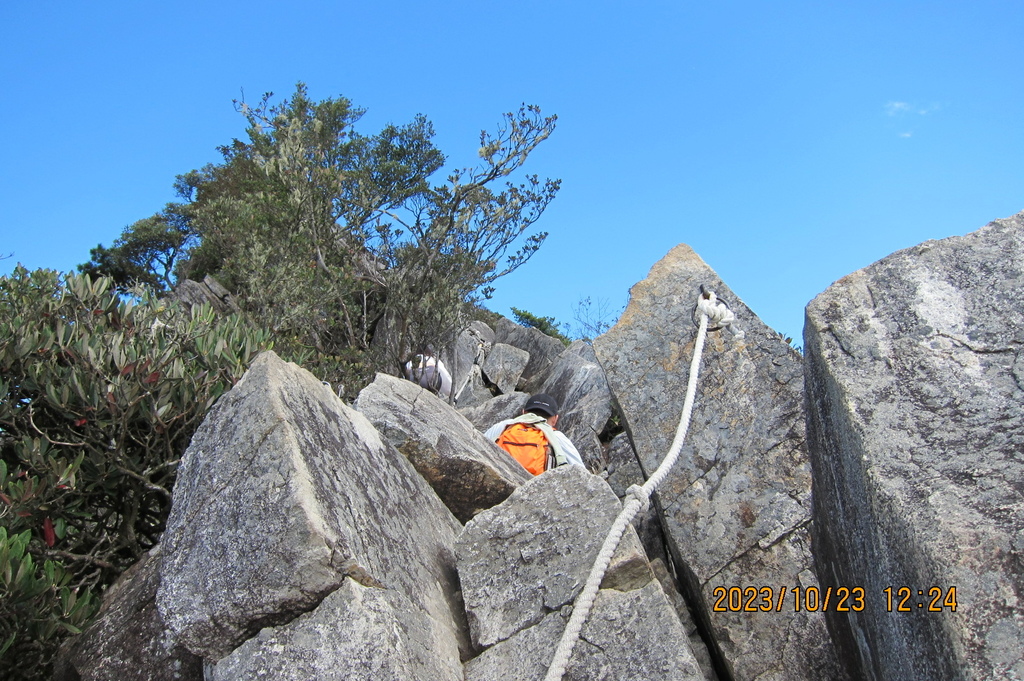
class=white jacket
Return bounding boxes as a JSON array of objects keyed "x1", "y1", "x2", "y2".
[{"x1": 403, "y1": 355, "x2": 453, "y2": 399}]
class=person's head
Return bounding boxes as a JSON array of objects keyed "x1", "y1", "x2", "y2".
[
  {"x1": 418, "y1": 344, "x2": 436, "y2": 357},
  {"x1": 523, "y1": 393, "x2": 559, "y2": 426}
]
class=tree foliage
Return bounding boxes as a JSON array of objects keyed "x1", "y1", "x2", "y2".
[
  {"x1": 510, "y1": 306, "x2": 571, "y2": 345},
  {"x1": 82, "y1": 84, "x2": 560, "y2": 394},
  {"x1": 0, "y1": 267, "x2": 271, "y2": 679},
  {"x1": 79, "y1": 207, "x2": 197, "y2": 293}
]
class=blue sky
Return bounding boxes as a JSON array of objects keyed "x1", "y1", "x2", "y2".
[{"x1": 2, "y1": 1, "x2": 1022, "y2": 343}]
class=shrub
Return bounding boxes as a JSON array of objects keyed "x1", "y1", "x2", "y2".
[{"x1": 0, "y1": 267, "x2": 271, "y2": 679}]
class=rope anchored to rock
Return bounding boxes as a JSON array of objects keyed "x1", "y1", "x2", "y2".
[{"x1": 542, "y1": 288, "x2": 740, "y2": 681}]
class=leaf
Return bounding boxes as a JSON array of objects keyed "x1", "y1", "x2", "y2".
[{"x1": 42, "y1": 517, "x2": 56, "y2": 547}]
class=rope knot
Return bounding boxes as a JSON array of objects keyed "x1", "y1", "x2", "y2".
[
  {"x1": 693, "y1": 289, "x2": 745, "y2": 339},
  {"x1": 624, "y1": 484, "x2": 651, "y2": 514}
]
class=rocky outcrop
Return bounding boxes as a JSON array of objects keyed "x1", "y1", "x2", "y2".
[
  {"x1": 458, "y1": 391, "x2": 530, "y2": 432},
  {"x1": 166, "y1": 275, "x2": 239, "y2": 316},
  {"x1": 594, "y1": 244, "x2": 843, "y2": 681},
  {"x1": 494, "y1": 316, "x2": 568, "y2": 392},
  {"x1": 208, "y1": 580, "x2": 456, "y2": 680},
  {"x1": 451, "y1": 320, "x2": 495, "y2": 401},
  {"x1": 58, "y1": 211, "x2": 1024, "y2": 681},
  {"x1": 457, "y1": 465, "x2": 704, "y2": 680},
  {"x1": 356, "y1": 372, "x2": 530, "y2": 523},
  {"x1": 804, "y1": 213, "x2": 1024, "y2": 680},
  {"x1": 482, "y1": 342, "x2": 531, "y2": 395},
  {"x1": 156, "y1": 352, "x2": 467, "y2": 674},
  {"x1": 53, "y1": 547, "x2": 202, "y2": 681},
  {"x1": 537, "y1": 340, "x2": 614, "y2": 471}
]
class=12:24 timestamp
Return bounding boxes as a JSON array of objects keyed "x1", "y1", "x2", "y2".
[{"x1": 883, "y1": 586, "x2": 957, "y2": 612}]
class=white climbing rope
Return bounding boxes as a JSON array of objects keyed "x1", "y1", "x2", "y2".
[{"x1": 542, "y1": 290, "x2": 739, "y2": 681}]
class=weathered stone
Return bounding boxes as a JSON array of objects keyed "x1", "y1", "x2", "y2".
[
  {"x1": 452, "y1": 320, "x2": 495, "y2": 400},
  {"x1": 463, "y1": 582, "x2": 704, "y2": 681},
  {"x1": 804, "y1": 213, "x2": 1024, "y2": 681},
  {"x1": 209, "y1": 580, "x2": 461, "y2": 680},
  {"x1": 458, "y1": 391, "x2": 530, "y2": 432},
  {"x1": 493, "y1": 317, "x2": 567, "y2": 391},
  {"x1": 454, "y1": 364, "x2": 497, "y2": 408},
  {"x1": 166, "y1": 275, "x2": 239, "y2": 316},
  {"x1": 456, "y1": 465, "x2": 654, "y2": 649},
  {"x1": 539, "y1": 341, "x2": 613, "y2": 471},
  {"x1": 593, "y1": 244, "x2": 842, "y2": 680},
  {"x1": 157, "y1": 351, "x2": 465, "y2": 664},
  {"x1": 482, "y1": 342, "x2": 530, "y2": 395},
  {"x1": 53, "y1": 546, "x2": 202, "y2": 681},
  {"x1": 605, "y1": 432, "x2": 644, "y2": 498},
  {"x1": 650, "y1": 558, "x2": 718, "y2": 681},
  {"x1": 355, "y1": 372, "x2": 530, "y2": 523}
]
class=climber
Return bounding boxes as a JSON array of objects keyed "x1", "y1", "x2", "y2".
[
  {"x1": 403, "y1": 344, "x2": 453, "y2": 399},
  {"x1": 484, "y1": 393, "x2": 585, "y2": 475}
]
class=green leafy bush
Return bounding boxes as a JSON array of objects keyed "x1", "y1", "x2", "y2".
[{"x1": 0, "y1": 267, "x2": 271, "y2": 679}]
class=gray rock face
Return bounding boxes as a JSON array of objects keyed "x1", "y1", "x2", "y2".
[
  {"x1": 605, "y1": 432, "x2": 644, "y2": 499},
  {"x1": 355, "y1": 372, "x2": 530, "y2": 523},
  {"x1": 167, "y1": 275, "x2": 240, "y2": 316},
  {"x1": 157, "y1": 352, "x2": 465, "y2": 664},
  {"x1": 482, "y1": 342, "x2": 531, "y2": 395},
  {"x1": 209, "y1": 580, "x2": 460, "y2": 681},
  {"x1": 539, "y1": 341, "x2": 614, "y2": 471},
  {"x1": 457, "y1": 465, "x2": 703, "y2": 680},
  {"x1": 452, "y1": 320, "x2": 495, "y2": 401},
  {"x1": 804, "y1": 213, "x2": 1024, "y2": 681},
  {"x1": 458, "y1": 391, "x2": 530, "y2": 432},
  {"x1": 455, "y1": 364, "x2": 497, "y2": 407},
  {"x1": 464, "y1": 583, "x2": 703, "y2": 681},
  {"x1": 457, "y1": 466, "x2": 650, "y2": 648},
  {"x1": 593, "y1": 244, "x2": 842, "y2": 680},
  {"x1": 53, "y1": 547, "x2": 202, "y2": 681},
  {"x1": 494, "y1": 317, "x2": 567, "y2": 391}
]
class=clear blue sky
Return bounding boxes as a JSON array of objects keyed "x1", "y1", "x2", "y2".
[{"x1": 2, "y1": 1, "x2": 1021, "y2": 343}]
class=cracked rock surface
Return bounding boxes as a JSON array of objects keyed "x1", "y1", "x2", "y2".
[
  {"x1": 594, "y1": 244, "x2": 844, "y2": 680},
  {"x1": 356, "y1": 372, "x2": 530, "y2": 523},
  {"x1": 457, "y1": 465, "x2": 703, "y2": 680},
  {"x1": 157, "y1": 352, "x2": 466, "y2": 666},
  {"x1": 805, "y1": 212, "x2": 1024, "y2": 680}
]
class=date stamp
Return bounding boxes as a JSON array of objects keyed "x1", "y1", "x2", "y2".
[{"x1": 711, "y1": 586, "x2": 957, "y2": 613}]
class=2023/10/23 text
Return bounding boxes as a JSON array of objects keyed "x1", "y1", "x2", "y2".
[{"x1": 711, "y1": 586, "x2": 958, "y2": 613}]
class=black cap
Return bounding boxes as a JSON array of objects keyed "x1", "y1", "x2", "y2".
[{"x1": 524, "y1": 393, "x2": 559, "y2": 417}]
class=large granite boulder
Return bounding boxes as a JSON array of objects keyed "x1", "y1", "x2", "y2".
[
  {"x1": 493, "y1": 317, "x2": 567, "y2": 391},
  {"x1": 156, "y1": 351, "x2": 466, "y2": 674},
  {"x1": 538, "y1": 341, "x2": 614, "y2": 471},
  {"x1": 355, "y1": 372, "x2": 530, "y2": 523},
  {"x1": 593, "y1": 244, "x2": 843, "y2": 680},
  {"x1": 482, "y1": 342, "x2": 531, "y2": 395},
  {"x1": 458, "y1": 391, "x2": 530, "y2": 432},
  {"x1": 457, "y1": 465, "x2": 704, "y2": 680},
  {"x1": 804, "y1": 213, "x2": 1024, "y2": 680},
  {"x1": 209, "y1": 580, "x2": 455, "y2": 680},
  {"x1": 53, "y1": 546, "x2": 202, "y2": 681}
]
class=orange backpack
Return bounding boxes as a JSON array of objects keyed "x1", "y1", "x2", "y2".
[{"x1": 496, "y1": 423, "x2": 553, "y2": 476}]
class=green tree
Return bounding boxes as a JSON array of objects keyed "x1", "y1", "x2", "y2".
[
  {"x1": 79, "y1": 206, "x2": 197, "y2": 293},
  {"x1": 84, "y1": 84, "x2": 560, "y2": 395}
]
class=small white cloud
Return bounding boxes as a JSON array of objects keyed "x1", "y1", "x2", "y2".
[
  {"x1": 900, "y1": 132, "x2": 913, "y2": 138},
  {"x1": 885, "y1": 101, "x2": 911, "y2": 116},
  {"x1": 885, "y1": 101, "x2": 942, "y2": 117}
]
